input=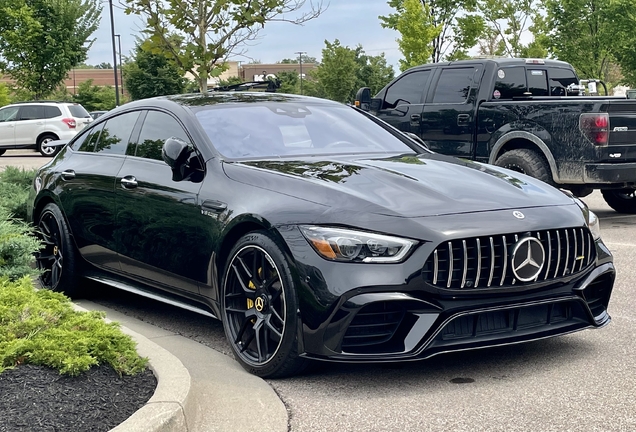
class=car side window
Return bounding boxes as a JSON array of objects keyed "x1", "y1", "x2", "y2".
[
  {"x1": 17, "y1": 105, "x2": 44, "y2": 121},
  {"x1": 383, "y1": 70, "x2": 431, "y2": 109},
  {"x1": 493, "y1": 67, "x2": 527, "y2": 99},
  {"x1": 0, "y1": 107, "x2": 19, "y2": 122},
  {"x1": 527, "y1": 69, "x2": 548, "y2": 96},
  {"x1": 44, "y1": 106, "x2": 62, "y2": 119},
  {"x1": 547, "y1": 67, "x2": 578, "y2": 96},
  {"x1": 432, "y1": 68, "x2": 475, "y2": 104},
  {"x1": 71, "y1": 122, "x2": 105, "y2": 152},
  {"x1": 94, "y1": 112, "x2": 141, "y2": 155},
  {"x1": 133, "y1": 111, "x2": 191, "y2": 161}
]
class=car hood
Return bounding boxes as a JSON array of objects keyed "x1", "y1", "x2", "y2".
[{"x1": 223, "y1": 153, "x2": 574, "y2": 218}]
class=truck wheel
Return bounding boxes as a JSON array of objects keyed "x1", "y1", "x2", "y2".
[
  {"x1": 494, "y1": 149, "x2": 554, "y2": 185},
  {"x1": 601, "y1": 189, "x2": 636, "y2": 214}
]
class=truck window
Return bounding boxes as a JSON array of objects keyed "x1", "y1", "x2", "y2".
[
  {"x1": 547, "y1": 67, "x2": 578, "y2": 96},
  {"x1": 432, "y1": 68, "x2": 474, "y2": 103},
  {"x1": 527, "y1": 69, "x2": 548, "y2": 96},
  {"x1": 383, "y1": 70, "x2": 431, "y2": 109},
  {"x1": 494, "y1": 67, "x2": 526, "y2": 99}
]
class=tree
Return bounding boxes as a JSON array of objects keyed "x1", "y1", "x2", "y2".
[
  {"x1": 124, "y1": 0, "x2": 324, "y2": 94},
  {"x1": 605, "y1": 0, "x2": 636, "y2": 86},
  {"x1": 393, "y1": 0, "x2": 440, "y2": 70},
  {"x1": 0, "y1": 0, "x2": 101, "y2": 99},
  {"x1": 0, "y1": 84, "x2": 10, "y2": 107},
  {"x1": 278, "y1": 56, "x2": 318, "y2": 64},
  {"x1": 123, "y1": 41, "x2": 186, "y2": 101},
  {"x1": 380, "y1": 0, "x2": 481, "y2": 63},
  {"x1": 476, "y1": 0, "x2": 539, "y2": 58},
  {"x1": 308, "y1": 40, "x2": 395, "y2": 103},
  {"x1": 72, "y1": 79, "x2": 117, "y2": 111},
  {"x1": 93, "y1": 62, "x2": 113, "y2": 69}
]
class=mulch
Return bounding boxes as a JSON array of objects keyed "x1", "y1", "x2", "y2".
[{"x1": 0, "y1": 364, "x2": 157, "y2": 432}]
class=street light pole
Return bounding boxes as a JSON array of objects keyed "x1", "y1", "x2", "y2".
[
  {"x1": 295, "y1": 51, "x2": 306, "y2": 95},
  {"x1": 108, "y1": 0, "x2": 120, "y2": 106},
  {"x1": 115, "y1": 34, "x2": 124, "y2": 95}
]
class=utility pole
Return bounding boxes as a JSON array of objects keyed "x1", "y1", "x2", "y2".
[
  {"x1": 115, "y1": 35, "x2": 124, "y2": 95},
  {"x1": 108, "y1": 0, "x2": 120, "y2": 106},
  {"x1": 295, "y1": 51, "x2": 306, "y2": 95}
]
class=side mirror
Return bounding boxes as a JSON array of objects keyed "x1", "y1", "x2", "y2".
[
  {"x1": 162, "y1": 137, "x2": 194, "y2": 181},
  {"x1": 354, "y1": 87, "x2": 372, "y2": 111}
]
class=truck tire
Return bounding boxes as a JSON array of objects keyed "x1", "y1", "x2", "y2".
[
  {"x1": 601, "y1": 189, "x2": 636, "y2": 214},
  {"x1": 494, "y1": 148, "x2": 554, "y2": 185}
]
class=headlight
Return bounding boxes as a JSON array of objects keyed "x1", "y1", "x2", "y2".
[
  {"x1": 299, "y1": 226, "x2": 418, "y2": 263},
  {"x1": 572, "y1": 197, "x2": 601, "y2": 240}
]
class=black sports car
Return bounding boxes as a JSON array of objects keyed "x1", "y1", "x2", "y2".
[{"x1": 28, "y1": 93, "x2": 615, "y2": 378}]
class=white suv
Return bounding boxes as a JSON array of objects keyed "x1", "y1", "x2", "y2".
[{"x1": 0, "y1": 101, "x2": 92, "y2": 156}]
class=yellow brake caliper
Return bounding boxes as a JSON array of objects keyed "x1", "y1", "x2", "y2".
[{"x1": 246, "y1": 267, "x2": 263, "y2": 323}]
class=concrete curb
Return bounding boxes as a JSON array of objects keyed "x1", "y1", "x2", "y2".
[{"x1": 71, "y1": 304, "x2": 192, "y2": 432}]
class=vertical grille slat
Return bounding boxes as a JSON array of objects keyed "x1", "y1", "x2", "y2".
[{"x1": 423, "y1": 227, "x2": 596, "y2": 290}]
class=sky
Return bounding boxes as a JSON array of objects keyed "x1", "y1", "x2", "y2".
[{"x1": 87, "y1": 0, "x2": 403, "y2": 71}]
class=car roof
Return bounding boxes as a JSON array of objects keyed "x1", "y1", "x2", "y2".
[
  {"x1": 404, "y1": 58, "x2": 574, "y2": 73},
  {"x1": 7, "y1": 101, "x2": 84, "y2": 107}
]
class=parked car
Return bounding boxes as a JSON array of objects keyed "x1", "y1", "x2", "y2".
[
  {"x1": 0, "y1": 101, "x2": 92, "y2": 156},
  {"x1": 28, "y1": 93, "x2": 615, "y2": 378},
  {"x1": 355, "y1": 58, "x2": 636, "y2": 213},
  {"x1": 89, "y1": 110, "x2": 108, "y2": 120}
]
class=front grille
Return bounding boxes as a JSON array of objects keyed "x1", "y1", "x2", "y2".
[
  {"x1": 341, "y1": 302, "x2": 405, "y2": 350},
  {"x1": 422, "y1": 227, "x2": 595, "y2": 290}
]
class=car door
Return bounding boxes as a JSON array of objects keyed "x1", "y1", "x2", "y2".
[
  {"x1": 421, "y1": 67, "x2": 481, "y2": 158},
  {"x1": 0, "y1": 106, "x2": 19, "y2": 146},
  {"x1": 374, "y1": 70, "x2": 432, "y2": 137},
  {"x1": 114, "y1": 109, "x2": 211, "y2": 295},
  {"x1": 14, "y1": 105, "x2": 45, "y2": 145},
  {"x1": 57, "y1": 111, "x2": 142, "y2": 271}
]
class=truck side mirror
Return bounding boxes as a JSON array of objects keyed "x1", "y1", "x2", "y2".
[{"x1": 355, "y1": 87, "x2": 372, "y2": 111}]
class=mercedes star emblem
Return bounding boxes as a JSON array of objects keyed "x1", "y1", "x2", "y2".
[
  {"x1": 511, "y1": 237, "x2": 545, "y2": 282},
  {"x1": 513, "y1": 210, "x2": 525, "y2": 219}
]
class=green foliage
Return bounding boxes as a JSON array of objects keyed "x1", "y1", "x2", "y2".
[
  {"x1": 308, "y1": 40, "x2": 395, "y2": 103},
  {"x1": 277, "y1": 70, "x2": 301, "y2": 94},
  {"x1": 278, "y1": 56, "x2": 317, "y2": 64},
  {"x1": 476, "y1": 0, "x2": 539, "y2": 58},
  {"x1": 72, "y1": 79, "x2": 117, "y2": 111},
  {"x1": 123, "y1": 41, "x2": 186, "y2": 100},
  {"x1": 124, "y1": 0, "x2": 324, "y2": 93},
  {"x1": 0, "y1": 277, "x2": 148, "y2": 375},
  {"x1": 0, "y1": 211, "x2": 40, "y2": 280},
  {"x1": 394, "y1": 0, "x2": 440, "y2": 71},
  {"x1": 381, "y1": 0, "x2": 480, "y2": 63},
  {"x1": 0, "y1": 0, "x2": 101, "y2": 99},
  {"x1": 0, "y1": 167, "x2": 37, "y2": 221},
  {"x1": 602, "y1": 0, "x2": 636, "y2": 86},
  {"x1": 217, "y1": 76, "x2": 244, "y2": 87},
  {"x1": 0, "y1": 84, "x2": 10, "y2": 107}
]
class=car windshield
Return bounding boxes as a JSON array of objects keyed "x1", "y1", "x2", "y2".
[{"x1": 194, "y1": 102, "x2": 417, "y2": 159}]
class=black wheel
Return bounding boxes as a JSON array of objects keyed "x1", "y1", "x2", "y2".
[
  {"x1": 494, "y1": 148, "x2": 554, "y2": 185},
  {"x1": 0, "y1": 149, "x2": 6, "y2": 156},
  {"x1": 37, "y1": 134, "x2": 60, "y2": 157},
  {"x1": 36, "y1": 203, "x2": 81, "y2": 296},
  {"x1": 221, "y1": 231, "x2": 309, "y2": 378},
  {"x1": 601, "y1": 189, "x2": 636, "y2": 214}
]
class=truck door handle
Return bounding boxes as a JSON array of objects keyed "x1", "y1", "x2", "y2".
[
  {"x1": 410, "y1": 114, "x2": 421, "y2": 121},
  {"x1": 120, "y1": 176, "x2": 138, "y2": 189},
  {"x1": 61, "y1": 170, "x2": 75, "y2": 180},
  {"x1": 457, "y1": 114, "x2": 471, "y2": 125}
]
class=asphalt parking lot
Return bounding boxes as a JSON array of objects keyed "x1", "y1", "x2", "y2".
[{"x1": 3, "y1": 150, "x2": 635, "y2": 431}]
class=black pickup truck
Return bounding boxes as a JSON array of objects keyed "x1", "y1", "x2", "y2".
[{"x1": 355, "y1": 58, "x2": 636, "y2": 213}]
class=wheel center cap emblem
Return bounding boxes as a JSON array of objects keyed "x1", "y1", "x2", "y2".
[
  {"x1": 511, "y1": 237, "x2": 545, "y2": 282},
  {"x1": 255, "y1": 296, "x2": 266, "y2": 312},
  {"x1": 513, "y1": 210, "x2": 525, "y2": 219}
]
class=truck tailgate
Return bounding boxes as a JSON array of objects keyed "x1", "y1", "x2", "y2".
[{"x1": 607, "y1": 100, "x2": 636, "y2": 146}]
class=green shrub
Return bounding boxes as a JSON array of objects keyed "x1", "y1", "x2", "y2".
[
  {"x1": 0, "y1": 277, "x2": 148, "y2": 376},
  {"x1": 0, "y1": 167, "x2": 37, "y2": 221},
  {"x1": 0, "y1": 209, "x2": 40, "y2": 280}
]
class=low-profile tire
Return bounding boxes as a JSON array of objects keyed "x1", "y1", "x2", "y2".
[
  {"x1": 37, "y1": 134, "x2": 60, "y2": 157},
  {"x1": 494, "y1": 148, "x2": 554, "y2": 185},
  {"x1": 36, "y1": 203, "x2": 82, "y2": 297},
  {"x1": 601, "y1": 189, "x2": 636, "y2": 214},
  {"x1": 221, "y1": 231, "x2": 309, "y2": 378},
  {"x1": 0, "y1": 149, "x2": 6, "y2": 156}
]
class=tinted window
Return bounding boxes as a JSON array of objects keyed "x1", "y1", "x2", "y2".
[
  {"x1": 548, "y1": 67, "x2": 578, "y2": 96},
  {"x1": 383, "y1": 70, "x2": 430, "y2": 109},
  {"x1": 134, "y1": 111, "x2": 190, "y2": 160},
  {"x1": 18, "y1": 105, "x2": 44, "y2": 120},
  {"x1": 432, "y1": 68, "x2": 474, "y2": 103},
  {"x1": 527, "y1": 69, "x2": 548, "y2": 96},
  {"x1": 77, "y1": 123, "x2": 105, "y2": 152},
  {"x1": 68, "y1": 105, "x2": 90, "y2": 118},
  {"x1": 94, "y1": 112, "x2": 140, "y2": 155},
  {"x1": 0, "y1": 107, "x2": 19, "y2": 122},
  {"x1": 195, "y1": 103, "x2": 417, "y2": 159},
  {"x1": 44, "y1": 106, "x2": 62, "y2": 119},
  {"x1": 494, "y1": 67, "x2": 526, "y2": 99}
]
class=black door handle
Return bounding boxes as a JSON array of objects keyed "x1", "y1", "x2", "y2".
[
  {"x1": 410, "y1": 114, "x2": 421, "y2": 121},
  {"x1": 457, "y1": 114, "x2": 471, "y2": 126}
]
